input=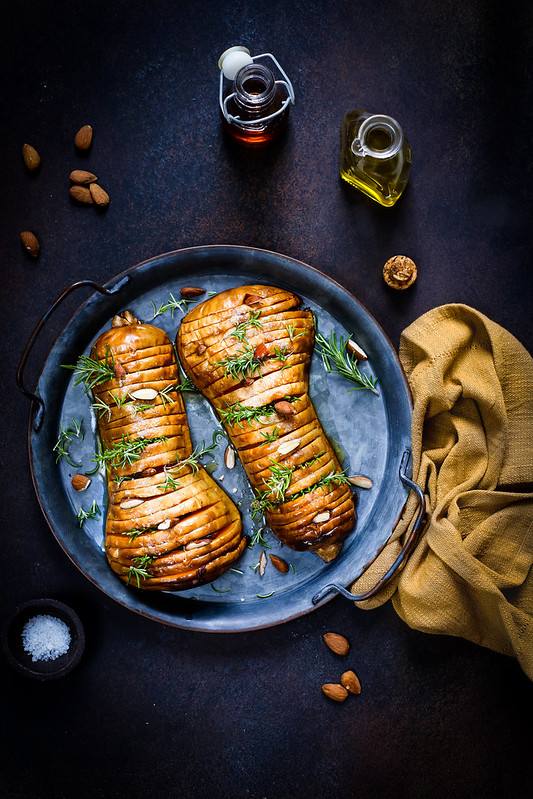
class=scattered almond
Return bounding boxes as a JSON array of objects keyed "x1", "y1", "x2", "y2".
[
  {"x1": 157, "y1": 519, "x2": 171, "y2": 530},
  {"x1": 258, "y1": 550, "x2": 268, "y2": 577},
  {"x1": 346, "y1": 339, "x2": 368, "y2": 361},
  {"x1": 243, "y1": 293, "x2": 262, "y2": 306},
  {"x1": 180, "y1": 286, "x2": 206, "y2": 298},
  {"x1": 347, "y1": 475, "x2": 373, "y2": 489},
  {"x1": 129, "y1": 387, "x2": 158, "y2": 401},
  {"x1": 120, "y1": 498, "x2": 144, "y2": 509},
  {"x1": 269, "y1": 554, "x2": 289, "y2": 573},
  {"x1": 274, "y1": 400, "x2": 296, "y2": 416},
  {"x1": 71, "y1": 474, "x2": 91, "y2": 492},
  {"x1": 20, "y1": 231, "x2": 40, "y2": 257},
  {"x1": 74, "y1": 124, "x2": 93, "y2": 150},
  {"x1": 69, "y1": 185, "x2": 93, "y2": 204},
  {"x1": 90, "y1": 183, "x2": 110, "y2": 207},
  {"x1": 70, "y1": 169, "x2": 97, "y2": 184},
  {"x1": 224, "y1": 445, "x2": 236, "y2": 469},
  {"x1": 341, "y1": 670, "x2": 361, "y2": 695},
  {"x1": 277, "y1": 439, "x2": 300, "y2": 456},
  {"x1": 323, "y1": 632, "x2": 350, "y2": 656},
  {"x1": 322, "y1": 683, "x2": 349, "y2": 703},
  {"x1": 254, "y1": 342, "x2": 268, "y2": 359},
  {"x1": 312, "y1": 511, "x2": 331, "y2": 524},
  {"x1": 22, "y1": 143, "x2": 41, "y2": 171}
]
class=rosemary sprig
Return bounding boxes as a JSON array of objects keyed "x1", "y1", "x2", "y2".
[
  {"x1": 290, "y1": 469, "x2": 352, "y2": 500},
  {"x1": 230, "y1": 310, "x2": 264, "y2": 342},
  {"x1": 259, "y1": 426, "x2": 281, "y2": 446},
  {"x1": 91, "y1": 396, "x2": 112, "y2": 420},
  {"x1": 53, "y1": 418, "x2": 84, "y2": 466},
  {"x1": 315, "y1": 329, "x2": 379, "y2": 394},
  {"x1": 218, "y1": 396, "x2": 300, "y2": 429},
  {"x1": 263, "y1": 460, "x2": 294, "y2": 501},
  {"x1": 63, "y1": 345, "x2": 115, "y2": 391},
  {"x1": 214, "y1": 340, "x2": 263, "y2": 381},
  {"x1": 149, "y1": 293, "x2": 195, "y2": 320},
  {"x1": 248, "y1": 527, "x2": 271, "y2": 548},
  {"x1": 273, "y1": 345, "x2": 290, "y2": 362},
  {"x1": 175, "y1": 375, "x2": 197, "y2": 392},
  {"x1": 251, "y1": 491, "x2": 276, "y2": 521},
  {"x1": 285, "y1": 322, "x2": 306, "y2": 342},
  {"x1": 157, "y1": 469, "x2": 180, "y2": 493},
  {"x1": 75, "y1": 500, "x2": 101, "y2": 527},
  {"x1": 163, "y1": 441, "x2": 217, "y2": 480},
  {"x1": 127, "y1": 526, "x2": 157, "y2": 543},
  {"x1": 94, "y1": 435, "x2": 168, "y2": 471},
  {"x1": 124, "y1": 555, "x2": 155, "y2": 587}
]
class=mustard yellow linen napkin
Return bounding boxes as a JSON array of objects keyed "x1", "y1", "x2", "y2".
[{"x1": 350, "y1": 304, "x2": 533, "y2": 679}]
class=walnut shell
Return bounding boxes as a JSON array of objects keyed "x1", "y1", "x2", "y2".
[{"x1": 383, "y1": 255, "x2": 417, "y2": 290}]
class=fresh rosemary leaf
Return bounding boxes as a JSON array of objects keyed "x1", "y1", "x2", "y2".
[
  {"x1": 75, "y1": 500, "x2": 101, "y2": 527},
  {"x1": 63, "y1": 344, "x2": 115, "y2": 391},
  {"x1": 149, "y1": 292, "x2": 195, "y2": 320},
  {"x1": 315, "y1": 329, "x2": 379, "y2": 394},
  {"x1": 214, "y1": 340, "x2": 263, "y2": 381},
  {"x1": 210, "y1": 584, "x2": 231, "y2": 593},
  {"x1": 230, "y1": 310, "x2": 264, "y2": 342},
  {"x1": 94, "y1": 435, "x2": 168, "y2": 471},
  {"x1": 285, "y1": 322, "x2": 306, "y2": 342},
  {"x1": 53, "y1": 418, "x2": 84, "y2": 466},
  {"x1": 124, "y1": 555, "x2": 155, "y2": 587}
]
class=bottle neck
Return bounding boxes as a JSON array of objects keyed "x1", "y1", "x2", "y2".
[
  {"x1": 233, "y1": 63, "x2": 277, "y2": 116},
  {"x1": 351, "y1": 115, "x2": 403, "y2": 159}
]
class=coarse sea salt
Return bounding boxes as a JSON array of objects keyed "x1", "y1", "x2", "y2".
[{"x1": 21, "y1": 614, "x2": 71, "y2": 662}]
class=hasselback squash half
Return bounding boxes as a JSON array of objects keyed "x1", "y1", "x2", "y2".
[
  {"x1": 177, "y1": 285, "x2": 356, "y2": 562},
  {"x1": 89, "y1": 311, "x2": 246, "y2": 590}
]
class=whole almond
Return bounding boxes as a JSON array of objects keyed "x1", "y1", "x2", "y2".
[
  {"x1": 69, "y1": 185, "x2": 93, "y2": 204},
  {"x1": 196, "y1": 342, "x2": 207, "y2": 356},
  {"x1": 323, "y1": 632, "x2": 350, "y2": 656},
  {"x1": 114, "y1": 362, "x2": 127, "y2": 378},
  {"x1": 254, "y1": 342, "x2": 268, "y2": 359},
  {"x1": 71, "y1": 474, "x2": 91, "y2": 492},
  {"x1": 74, "y1": 124, "x2": 93, "y2": 150},
  {"x1": 22, "y1": 143, "x2": 41, "y2": 171},
  {"x1": 20, "y1": 230, "x2": 40, "y2": 257},
  {"x1": 269, "y1": 554, "x2": 289, "y2": 574},
  {"x1": 341, "y1": 670, "x2": 361, "y2": 695},
  {"x1": 180, "y1": 286, "x2": 206, "y2": 298},
  {"x1": 322, "y1": 683, "x2": 348, "y2": 703},
  {"x1": 274, "y1": 400, "x2": 296, "y2": 416},
  {"x1": 70, "y1": 169, "x2": 98, "y2": 184},
  {"x1": 90, "y1": 183, "x2": 110, "y2": 206}
]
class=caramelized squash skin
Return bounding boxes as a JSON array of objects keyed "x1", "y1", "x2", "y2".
[
  {"x1": 90, "y1": 317, "x2": 246, "y2": 590},
  {"x1": 177, "y1": 285, "x2": 356, "y2": 561}
]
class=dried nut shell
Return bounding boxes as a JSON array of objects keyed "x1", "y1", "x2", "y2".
[
  {"x1": 383, "y1": 255, "x2": 417, "y2": 290},
  {"x1": 157, "y1": 519, "x2": 171, "y2": 530},
  {"x1": 269, "y1": 554, "x2": 289, "y2": 573},
  {"x1": 254, "y1": 342, "x2": 269, "y2": 359},
  {"x1": 322, "y1": 683, "x2": 349, "y2": 702},
  {"x1": 274, "y1": 400, "x2": 296, "y2": 416},
  {"x1": 120, "y1": 498, "x2": 144, "y2": 509},
  {"x1": 341, "y1": 670, "x2": 362, "y2": 695},
  {"x1": 70, "y1": 169, "x2": 97, "y2": 184},
  {"x1": 90, "y1": 183, "x2": 110, "y2": 206},
  {"x1": 346, "y1": 339, "x2": 368, "y2": 361},
  {"x1": 258, "y1": 549, "x2": 268, "y2": 576},
  {"x1": 71, "y1": 474, "x2": 91, "y2": 491},
  {"x1": 323, "y1": 632, "x2": 350, "y2": 656},
  {"x1": 69, "y1": 185, "x2": 94, "y2": 204},
  {"x1": 243, "y1": 293, "x2": 262, "y2": 306},
  {"x1": 312, "y1": 511, "x2": 331, "y2": 524},
  {"x1": 348, "y1": 475, "x2": 373, "y2": 489},
  {"x1": 20, "y1": 230, "x2": 40, "y2": 257},
  {"x1": 224, "y1": 445, "x2": 236, "y2": 469},
  {"x1": 129, "y1": 388, "x2": 158, "y2": 401},
  {"x1": 277, "y1": 439, "x2": 300, "y2": 456},
  {"x1": 180, "y1": 286, "x2": 206, "y2": 298},
  {"x1": 74, "y1": 124, "x2": 93, "y2": 150},
  {"x1": 22, "y1": 143, "x2": 41, "y2": 171}
]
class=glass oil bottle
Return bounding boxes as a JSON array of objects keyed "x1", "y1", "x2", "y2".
[{"x1": 340, "y1": 109, "x2": 411, "y2": 206}]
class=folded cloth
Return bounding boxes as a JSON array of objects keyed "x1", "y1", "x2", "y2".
[{"x1": 350, "y1": 304, "x2": 533, "y2": 679}]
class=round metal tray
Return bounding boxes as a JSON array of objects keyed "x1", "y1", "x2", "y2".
[{"x1": 24, "y1": 245, "x2": 413, "y2": 631}]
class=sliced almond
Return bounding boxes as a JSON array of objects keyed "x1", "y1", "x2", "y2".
[
  {"x1": 322, "y1": 683, "x2": 349, "y2": 702},
  {"x1": 347, "y1": 475, "x2": 373, "y2": 489},
  {"x1": 90, "y1": 183, "x2": 110, "y2": 207},
  {"x1": 277, "y1": 439, "x2": 300, "y2": 456},
  {"x1": 72, "y1": 474, "x2": 91, "y2": 492},
  {"x1": 323, "y1": 632, "x2": 350, "y2": 656},
  {"x1": 22, "y1": 143, "x2": 41, "y2": 171},
  {"x1": 269, "y1": 554, "x2": 289, "y2": 574},
  {"x1": 157, "y1": 519, "x2": 171, "y2": 530},
  {"x1": 129, "y1": 388, "x2": 158, "y2": 401},
  {"x1": 119, "y1": 498, "x2": 144, "y2": 509},
  {"x1": 185, "y1": 539, "x2": 211, "y2": 550},
  {"x1": 346, "y1": 339, "x2": 368, "y2": 361},
  {"x1": 20, "y1": 231, "x2": 40, "y2": 257},
  {"x1": 70, "y1": 169, "x2": 97, "y2": 184},
  {"x1": 224, "y1": 445, "x2": 236, "y2": 469},
  {"x1": 180, "y1": 286, "x2": 206, "y2": 298},
  {"x1": 243, "y1": 293, "x2": 262, "y2": 306},
  {"x1": 274, "y1": 400, "x2": 296, "y2": 416},
  {"x1": 312, "y1": 511, "x2": 331, "y2": 524},
  {"x1": 69, "y1": 185, "x2": 93, "y2": 204},
  {"x1": 74, "y1": 124, "x2": 93, "y2": 150},
  {"x1": 258, "y1": 549, "x2": 268, "y2": 577}
]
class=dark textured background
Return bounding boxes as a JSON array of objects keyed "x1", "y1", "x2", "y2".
[{"x1": 1, "y1": 1, "x2": 532, "y2": 797}]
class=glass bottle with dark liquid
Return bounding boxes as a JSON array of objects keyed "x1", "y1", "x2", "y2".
[
  {"x1": 340, "y1": 110, "x2": 411, "y2": 206},
  {"x1": 218, "y1": 47, "x2": 294, "y2": 145}
]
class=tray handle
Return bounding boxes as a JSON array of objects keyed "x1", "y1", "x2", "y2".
[
  {"x1": 312, "y1": 449, "x2": 426, "y2": 605},
  {"x1": 16, "y1": 276, "x2": 130, "y2": 432}
]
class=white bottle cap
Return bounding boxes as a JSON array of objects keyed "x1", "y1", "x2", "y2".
[{"x1": 218, "y1": 46, "x2": 253, "y2": 80}]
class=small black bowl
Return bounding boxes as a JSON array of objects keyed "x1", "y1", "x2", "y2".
[{"x1": 2, "y1": 598, "x2": 85, "y2": 680}]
